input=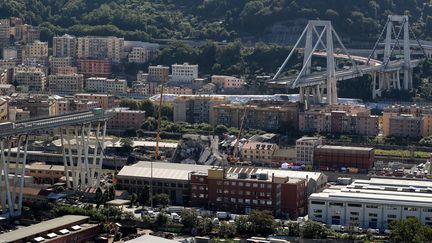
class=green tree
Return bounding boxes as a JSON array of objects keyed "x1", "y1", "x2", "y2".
[
  {"x1": 141, "y1": 99, "x2": 155, "y2": 117},
  {"x1": 119, "y1": 138, "x2": 134, "y2": 153},
  {"x1": 155, "y1": 213, "x2": 168, "y2": 227},
  {"x1": 141, "y1": 117, "x2": 157, "y2": 131},
  {"x1": 197, "y1": 218, "x2": 213, "y2": 235},
  {"x1": 390, "y1": 217, "x2": 431, "y2": 243},
  {"x1": 235, "y1": 215, "x2": 252, "y2": 235},
  {"x1": 248, "y1": 210, "x2": 275, "y2": 236},
  {"x1": 300, "y1": 220, "x2": 328, "y2": 239},
  {"x1": 129, "y1": 193, "x2": 138, "y2": 207},
  {"x1": 107, "y1": 186, "x2": 115, "y2": 201},
  {"x1": 218, "y1": 221, "x2": 237, "y2": 238},
  {"x1": 181, "y1": 208, "x2": 198, "y2": 233},
  {"x1": 139, "y1": 185, "x2": 151, "y2": 206},
  {"x1": 152, "y1": 193, "x2": 170, "y2": 207},
  {"x1": 214, "y1": 124, "x2": 229, "y2": 137},
  {"x1": 95, "y1": 187, "x2": 105, "y2": 207},
  {"x1": 119, "y1": 99, "x2": 141, "y2": 110}
]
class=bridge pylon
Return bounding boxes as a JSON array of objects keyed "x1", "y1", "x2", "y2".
[
  {"x1": 369, "y1": 15, "x2": 426, "y2": 98},
  {"x1": 273, "y1": 20, "x2": 357, "y2": 105}
]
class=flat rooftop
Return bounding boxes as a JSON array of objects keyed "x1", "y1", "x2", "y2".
[
  {"x1": 117, "y1": 161, "x2": 213, "y2": 181},
  {"x1": 316, "y1": 145, "x2": 374, "y2": 151},
  {"x1": 309, "y1": 178, "x2": 432, "y2": 208},
  {"x1": 0, "y1": 215, "x2": 88, "y2": 243}
]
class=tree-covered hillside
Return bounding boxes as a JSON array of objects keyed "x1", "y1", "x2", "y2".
[{"x1": 1, "y1": 0, "x2": 432, "y2": 42}]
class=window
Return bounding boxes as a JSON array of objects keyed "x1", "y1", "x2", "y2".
[
  {"x1": 216, "y1": 197, "x2": 222, "y2": 202},
  {"x1": 404, "y1": 207, "x2": 418, "y2": 212},
  {"x1": 369, "y1": 213, "x2": 378, "y2": 217},
  {"x1": 387, "y1": 215, "x2": 397, "y2": 219},
  {"x1": 231, "y1": 198, "x2": 236, "y2": 203},
  {"x1": 238, "y1": 199, "x2": 244, "y2": 204},
  {"x1": 267, "y1": 184, "x2": 272, "y2": 189},
  {"x1": 348, "y1": 203, "x2": 362, "y2": 208},
  {"x1": 217, "y1": 181, "x2": 222, "y2": 185},
  {"x1": 252, "y1": 200, "x2": 258, "y2": 205},
  {"x1": 253, "y1": 183, "x2": 258, "y2": 188},
  {"x1": 366, "y1": 204, "x2": 379, "y2": 209},
  {"x1": 231, "y1": 182, "x2": 236, "y2": 186},
  {"x1": 245, "y1": 199, "x2": 250, "y2": 204},
  {"x1": 330, "y1": 202, "x2": 343, "y2": 207},
  {"x1": 224, "y1": 181, "x2": 229, "y2": 185},
  {"x1": 311, "y1": 201, "x2": 325, "y2": 205},
  {"x1": 238, "y1": 182, "x2": 244, "y2": 187},
  {"x1": 245, "y1": 191, "x2": 251, "y2": 195},
  {"x1": 245, "y1": 183, "x2": 251, "y2": 187},
  {"x1": 350, "y1": 212, "x2": 359, "y2": 215},
  {"x1": 314, "y1": 209, "x2": 322, "y2": 213},
  {"x1": 260, "y1": 184, "x2": 266, "y2": 189},
  {"x1": 259, "y1": 192, "x2": 265, "y2": 197},
  {"x1": 423, "y1": 208, "x2": 432, "y2": 212}
]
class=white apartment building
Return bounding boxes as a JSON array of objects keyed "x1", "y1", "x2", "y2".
[
  {"x1": 85, "y1": 77, "x2": 107, "y2": 92},
  {"x1": 171, "y1": 63, "x2": 198, "y2": 83},
  {"x1": 137, "y1": 71, "x2": 149, "y2": 83},
  {"x1": 13, "y1": 66, "x2": 46, "y2": 92},
  {"x1": 48, "y1": 73, "x2": 84, "y2": 94},
  {"x1": 309, "y1": 178, "x2": 432, "y2": 230},
  {"x1": 49, "y1": 56, "x2": 74, "y2": 74},
  {"x1": 77, "y1": 36, "x2": 124, "y2": 63},
  {"x1": 23, "y1": 40, "x2": 48, "y2": 58},
  {"x1": 128, "y1": 47, "x2": 151, "y2": 63},
  {"x1": 106, "y1": 79, "x2": 127, "y2": 94},
  {"x1": 295, "y1": 136, "x2": 322, "y2": 165},
  {"x1": 85, "y1": 77, "x2": 127, "y2": 94},
  {"x1": 53, "y1": 34, "x2": 77, "y2": 57}
]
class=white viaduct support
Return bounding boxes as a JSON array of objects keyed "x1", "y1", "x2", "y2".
[
  {"x1": 61, "y1": 121, "x2": 107, "y2": 191},
  {"x1": 0, "y1": 120, "x2": 107, "y2": 219},
  {"x1": 0, "y1": 135, "x2": 29, "y2": 218}
]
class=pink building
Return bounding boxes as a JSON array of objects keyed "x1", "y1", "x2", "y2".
[
  {"x1": 211, "y1": 75, "x2": 245, "y2": 89},
  {"x1": 299, "y1": 104, "x2": 379, "y2": 136},
  {"x1": 107, "y1": 108, "x2": 146, "y2": 132},
  {"x1": 77, "y1": 58, "x2": 112, "y2": 78}
]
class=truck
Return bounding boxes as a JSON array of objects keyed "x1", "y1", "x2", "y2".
[
  {"x1": 216, "y1": 211, "x2": 229, "y2": 220},
  {"x1": 0, "y1": 122, "x2": 15, "y2": 131}
]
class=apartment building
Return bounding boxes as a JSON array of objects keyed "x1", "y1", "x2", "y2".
[
  {"x1": 382, "y1": 105, "x2": 432, "y2": 138},
  {"x1": 209, "y1": 102, "x2": 299, "y2": 132},
  {"x1": 190, "y1": 167, "x2": 321, "y2": 218},
  {"x1": 309, "y1": 178, "x2": 432, "y2": 229},
  {"x1": 76, "y1": 59, "x2": 112, "y2": 78},
  {"x1": 296, "y1": 136, "x2": 323, "y2": 165},
  {"x1": 77, "y1": 36, "x2": 124, "y2": 62},
  {"x1": 57, "y1": 66, "x2": 78, "y2": 75},
  {"x1": 107, "y1": 108, "x2": 146, "y2": 132},
  {"x1": 13, "y1": 66, "x2": 46, "y2": 92},
  {"x1": 299, "y1": 104, "x2": 379, "y2": 136},
  {"x1": 53, "y1": 34, "x2": 77, "y2": 57},
  {"x1": 75, "y1": 93, "x2": 116, "y2": 109},
  {"x1": 85, "y1": 77, "x2": 127, "y2": 94},
  {"x1": 0, "y1": 19, "x2": 10, "y2": 45},
  {"x1": 48, "y1": 73, "x2": 84, "y2": 94},
  {"x1": 49, "y1": 56, "x2": 74, "y2": 74},
  {"x1": 128, "y1": 47, "x2": 151, "y2": 63},
  {"x1": 57, "y1": 96, "x2": 99, "y2": 115},
  {"x1": 241, "y1": 142, "x2": 279, "y2": 164},
  {"x1": 313, "y1": 145, "x2": 374, "y2": 172},
  {"x1": 157, "y1": 85, "x2": 193, "y2": 95},
  {"x1": 137, "y1": 70, "x2": 149, "y2": 83},
  {"x1": 8, "y1": 93, "x2": 59, "y2": 118},
  {"x1": 171, "y1": 63, "x2": 198, "y2": 83},
  {"x1": 148, "y1": 65, "x2": 169, "y2": 83},
  {"x1": 173, "y1": 96, "x2": 227, "y2": 123},
  {"x1": 211, "y1": 75, "x2": 245, "y2": 89},
  {"x1": 23, "y1": 40, "x2": 48, "y2": 58},
  {"x1": 21, "y1": 24, "x2": 40, "y2": 44}
]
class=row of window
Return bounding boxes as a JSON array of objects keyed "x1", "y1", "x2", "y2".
[
  {"x1": 313, "y1": 201, "x2": 432, "y2": 213},
  {"x1": 216, "y1": 180, "x2": 272, "y2": 189},
  {"x1": 216, "y1": 197, "x2": 273, "y2": 206},
  {"x1": 118, "y1": 179, "x2": 187, "y2": 188},
  {"x1": 216, "y1": 189, "x2": 271, "y2": 197}
]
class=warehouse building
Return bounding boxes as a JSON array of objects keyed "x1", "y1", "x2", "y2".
[
  {"x1": 308, "y1": 178, "x2": 432, "y2": 230},
  {"x1": 313, "y1": 145, "x2": 374, "y2": 173}
]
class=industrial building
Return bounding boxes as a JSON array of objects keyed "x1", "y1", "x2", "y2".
[
  {"x1": 116, "y1": 162, "x2": 213, "y2": 205},
  {"x1": 190, "y1": 166, "x2": 327, "y2": 218},
  {"x1": 313, "y1": 145, "x2": 374, "y2": 173},
  {"x1": 309, "y1": 178, "x2": 432, "y2": 229},
  {"x1": 295, "y1": 136, "x2": 322, "y2": 165},
  {"x1": 0, "y1": 215, "x2": 100, "y2": 243}
]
